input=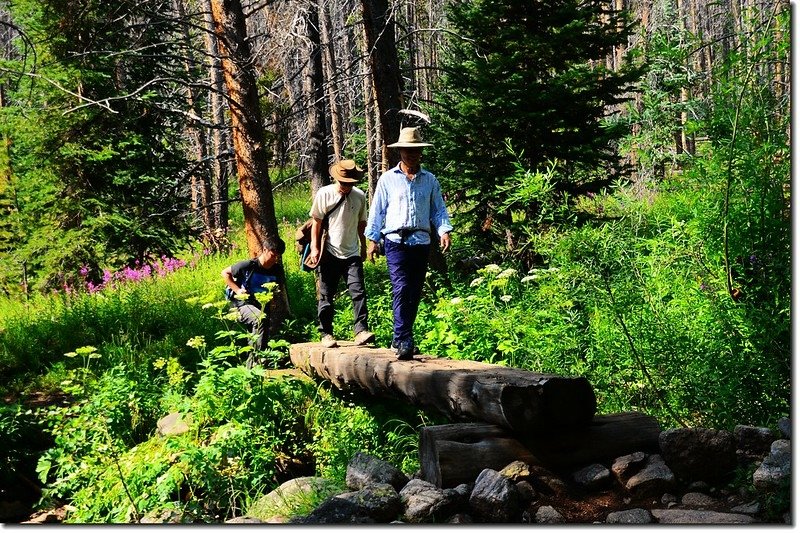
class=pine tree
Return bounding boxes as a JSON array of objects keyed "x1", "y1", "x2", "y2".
[{"x1": 430, "y1": 0, "x2": 642, "y2": 257}]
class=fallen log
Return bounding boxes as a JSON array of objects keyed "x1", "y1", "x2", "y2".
[
  {"x1": 420, "y1": 412, "x2": 661, "y2": 488},
  {"x1": 289, "y1": 342, "x2": 596, "y2": 435}
]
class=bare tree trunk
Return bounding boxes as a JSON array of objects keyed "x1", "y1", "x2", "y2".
[
  {"x1": 203, "y1": 0, "x2": 232, "y2": 236},
  {"x1": 361, "y1": 0, "x2": 403, "y2": 172},
  {"x1": 363, "y1": 63, "x2": 379, "y2": 198},
  {"x1": 210, "y1": 0, "x2": 290, "y2": 324},
  {"x1": 175, "y1": 0, "x2": 214, "y2": 237},
  {"x1": 305, "y1": 0, "x2": 331, "y2": 197},
  {"x1": 319, "y1": 0, "x2": 344, "y2": 160}
]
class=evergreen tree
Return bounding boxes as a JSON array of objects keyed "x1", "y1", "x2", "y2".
[
  {"x1": 430, "y1": 0, "x2": 642, "y2": 259},
  {"x1": 0, "y1": 0, "x2": 194, "y2": 292}
]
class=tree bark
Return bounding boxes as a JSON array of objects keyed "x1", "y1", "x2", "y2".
[
  {"x1": 210, "y1": 0, "x2": 290, "y2": 324},
  {"x1": 202, "y1": 0, "x2": 232, "y2": 238},
  {"x1": 289, "y1": 342, "x2": 597, "y2": 434},
  {"x1": 360, "y1": 0, "x2": 403, "y2": 172},
  {"x1": 319, "y1": 0, "x2": 344, "y2": 160},
  {"x1": 304, "y1": 0, "x2": 331, "y2": 197},
  {"x1": 420, "y1": 412, "x2": 661, "y2": 488}
]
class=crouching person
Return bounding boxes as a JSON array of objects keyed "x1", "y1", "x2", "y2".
[{"x1": 221, "y1": 238, "x2": 286, "y2": 367}]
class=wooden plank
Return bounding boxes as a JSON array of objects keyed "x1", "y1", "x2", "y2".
[
  {"x1": 420, "y1": 412, "x2": 661, "y2": 488},
  {"x1": 289, "y1": 342, "x2": 597, "y2": 434}
]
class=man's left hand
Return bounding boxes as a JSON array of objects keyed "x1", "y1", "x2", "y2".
[{"x1": 440, "y1": 232, "x2": 451, "y2": 253}]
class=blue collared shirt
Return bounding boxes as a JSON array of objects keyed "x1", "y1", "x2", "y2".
[{"x1": 365, "y1": 164, "x2": 453, "y2": 246}]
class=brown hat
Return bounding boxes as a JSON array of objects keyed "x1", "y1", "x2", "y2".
[
  {"x1": 329, "y1": 159, "x2": 364, "y2": 183},
  {"x1": 387, "y1": 126, "x2": 433, "y2": 148}
]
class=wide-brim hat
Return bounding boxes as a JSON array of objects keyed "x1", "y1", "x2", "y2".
[
  {"x1": 387, "y1": 126, "x2": 433, "y2": 148},
  {"x1": 329, "y1": 159, "x2": 364, "y2": 183}
]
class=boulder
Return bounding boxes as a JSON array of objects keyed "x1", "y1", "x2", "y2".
[
  {"x1": 573, "y1": 463, "x2": 611, "y2": 490},
  {"x1": 247, "y1": 476, "x2": 340, "y2": 521},
  {"x1": 346, "y1": 452, "x2": 409, "y2": 492},
  {"x1": 651, "y1": 509, "x2": 755, "y2": 524},
  {"x1": 468, "y1": 469, "x2": 521, "y2": 523},
  {"x1": 752, "y1": 439, "x2": 790, "y2": 491},
  {"x1": 777, "y1": 417, "x2": 790, "y2": 439},
  {"x1": 295, "y1": 483, "x2": 401, "y2": 524},
  {"x1": 734, "y1": 425, "x2": 775, "y2": 462},
  {"x1": 156, "y1": 412, "x2": 192, "y2": 437},
  {"x1": 680, "y1": 492, "x2": 717, "y2": 508},
  {"x1": 606, "y1": 508, "x2": 652, "y2": 524},
  {"x1": 534, "y1": 505, "x2": 565, "y2": 524},
  {"x1": 399, "y1": 479, "x2": 446, "y2": 523},
  {"x1": 611, "y1": 451, "x2": 648, "y2": 482},
  {"x1": 659, "y1": 428, "x2": 736, "y2": 483},
  {"x1": 623, "y1": 454, "x2": 675, "y2": 497}
]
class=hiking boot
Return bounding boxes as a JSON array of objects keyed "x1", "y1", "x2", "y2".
[
  {"x1": 396, "y1": 340, "x2": 416, "y2": 360},
  {"x1": 392, "y1": 340, "x2": 420, "y2": 355},
  {"x1": 321, "y1": 334, "x2": 338, "y2": 348},
  {"x1": 354, "y1": 330, "x2": 376, "y2": 346}
]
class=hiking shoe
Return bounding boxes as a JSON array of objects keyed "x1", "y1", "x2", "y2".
[
  {"x1": 392, "y1": 340, "x2": 420, "y2": 355},
  {"x1": 354, "y1": 330, "x2": 376, "y2": 346},
  {"x1": 396, "y1": 340, "x2": 416, "y2": 360},
  {"x1": 321, "y1": 334, "x2": 338, "y2": 348}
]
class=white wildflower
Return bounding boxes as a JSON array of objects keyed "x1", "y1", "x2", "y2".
[
  {"x1": 521, "y1": 275, "x2": 539, "y2": 283},
  {"x1": 483, "y1": 264, "x2": 502, "y2": 274},
  {"x1": 470, "y1": 277, "x2": 485, "y2": 287},
  {"x1": 497, "y1": 268, "x2": 517, "y2": 279},
  {"x1": 500, "y1": 294, "x2": 512, "y2": 303},
  {"x1": 450, "y1": 297, "x2": 463, "y2": 305}
]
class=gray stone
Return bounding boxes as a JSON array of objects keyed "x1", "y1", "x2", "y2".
[
  {"x1": 777, "y1": 417, "x2": 790, "y2": 439},
  {"x1": 611, "y1": 451, "x2": 648, "y2": 482},
  {"x1": 659, "y1": 428, "x2": 737, "y2": 483},
  {"x1": 752, "y1": 439, "x2": 791, "y2": 491},
  {"x1": 661, "y1": 493, "x2": 677, "y2": 505},
  {"x1": 534, "y1": 505, "x2": 565, "y2": 524},
  {"x1": 296, "y1": 483, "x2": 400, "y2": 524},
  {"x1": 573, "y1": 463, "x2": 611, "y2": 490},
  {"x1": 399, "y1": 479, "x2": 446, "y2": 523},
  {"x1": 735, "y1": 425, "x2": 775, "y2": 462},
  {"x1": 730, "y1": 501, "x2": 761, "y2": 515},
  {"x1": 468, "y1": 468, "x2": 521, "y2": 523},
  {"x1": 624, "y1": 454, "x2": 675, "y2": 497},
  {"x1": 514, "y1": 480, "x2": 536, "y2": 503},
  {"x1": 651, "y1": 509, "x2": 755, "y2": 524},
  {"x1": 247, "y1": 476, "x2": 340, "y2": 521},
  {"x1": 606, "y1": 508, "x2": 652, "y2": 524},
  {"x1": 346, "y1": 452, "x2": 409, "y2": 491},
  {"x1": 156, "y1": 412, "x2": 192, "y2": 436},
  {"x1": 680, "y1": 492, "x2": 717, "y2": 508},
  {"x1": 139, "y1": 509, "x2": 185, "y2": 524},
  {"x1": 448, "y1": 513, "x2": 473, "y2": 523}
]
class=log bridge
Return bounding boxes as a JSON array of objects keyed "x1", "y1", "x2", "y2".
[{"x1": 290, "y1": 342, "x2": 660, "y2": 487}]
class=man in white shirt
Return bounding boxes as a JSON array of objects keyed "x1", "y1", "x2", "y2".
[
  {"x1": 308, "y1": 159, "x2": 375, "y2": 348},
  {"x1": 365, "y1": 127, "x2": 453, "y2": 359}
]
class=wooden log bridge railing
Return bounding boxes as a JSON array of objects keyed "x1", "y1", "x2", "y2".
[{"x1": 289, "y1": 342, "x2": 597, "y2": 435}]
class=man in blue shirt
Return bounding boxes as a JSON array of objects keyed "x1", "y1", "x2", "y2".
[{"x1": 366, "y1": 127, "x2": 453, "y2": 360}]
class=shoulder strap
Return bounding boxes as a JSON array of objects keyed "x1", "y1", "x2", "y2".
[{"x1": 322, "y1": 193, "x2": 348, "y2": 229}]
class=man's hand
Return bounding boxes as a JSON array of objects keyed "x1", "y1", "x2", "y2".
[
  {"x1": 367, "y1": 240, "x2": 380, "y2": 263},
  {"x1": 307, "y1": 244, "x2": 322, "y2": 267},
  {"x1": 440, "y1": 232, "x2": 452, "y2": 254}
]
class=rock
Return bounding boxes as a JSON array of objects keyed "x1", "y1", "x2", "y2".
[
  {"x1": 659, "y1": 428, "x2": 737, "y2": 483},
  {"x1": 225, "y1": 516, "x2": 264, "y2": 524},
  {"x1": 448, "y1": 513, "x2": 473, "y2": 523},
  {"x1": 734, "y1": 425, "x2": 775, "y2": 462},
  {"x1": 296, "y1": 483, "x2": 400, "y2": 524},
  {"x1": 777, "y1": 417, "x2": 790, "y2": 439},
  {"x1": 651, "y1": 509, "x2": 755, "y2": 524},
  {"x1": 611, "y1": 451, "x2": 648, "y2": 482},
  {"x1": 752, "y1": 439, "x2": 791, "y2": 491},
  {"x1": 346, "y1": 452, "x2": 409, "y2": 492},
  {"x1": 399, "y1": 479, "x2": 446, "y2": 523},
  {"x1": 514, "y1": 480, "x2": 536, "y2": 503},
  {"x1": 661, "y1": 493, "x2": 677, "y2": 505},
  {"x1": 573, "y1": 463, "x2": 611, "y2": 490},
  {"x1": 139, "y1": 509, "x2": 185, "y2": 523},
  {"x1": 606, "y1": 508, "x2": 652, "y2": 524},
  {"x1": 624, "y1": 454, "x2": 676, "y2": 497},
  {"x1": 686, "y1": 480, "x2": 710, "y2": 492},
  {"x1": 730, "y1": 501, "x2": 760, "y2": 515},
  {"x1": 247, "y1": 476, "x2": 340, "y2": 521},
  {"x1": 534, "y1": 505, "x2": 565, "y2": 524},
  {"x1": 156, "y1": 412, "x2": 192, "y2": 436},
  {"x1": 499, "y1": 460, "x2": 532, "y2": 481},
  {"x1": 680, "y1": 492, "x2": 717, "y2": 508},
  {"x1": 468, "y1": 469, "x2": 521, "y2": 523}
]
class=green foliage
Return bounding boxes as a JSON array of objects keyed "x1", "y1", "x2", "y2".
[{"x1": 429, "y1": 0, "x2": 643, "y2": 259}]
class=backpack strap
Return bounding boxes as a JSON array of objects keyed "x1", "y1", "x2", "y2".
[{"x1": 322, "y1": 193, "x2": 348, "y2": 230}]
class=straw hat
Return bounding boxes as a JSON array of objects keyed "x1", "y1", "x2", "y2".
[
  {"x1": 387, "y1": 127, "x2": 433, "y2": 148},
  {"x1": 329, "y1": 159, "x2": 364, "y2": 183}
]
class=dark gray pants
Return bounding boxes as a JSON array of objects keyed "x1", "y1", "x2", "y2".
[
  {"x1": 233, "y1": 301, "x2": 269, "y2": 352},
  {"x1": 317, "y1": 252, "x2": 369, "y2": 336}
]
